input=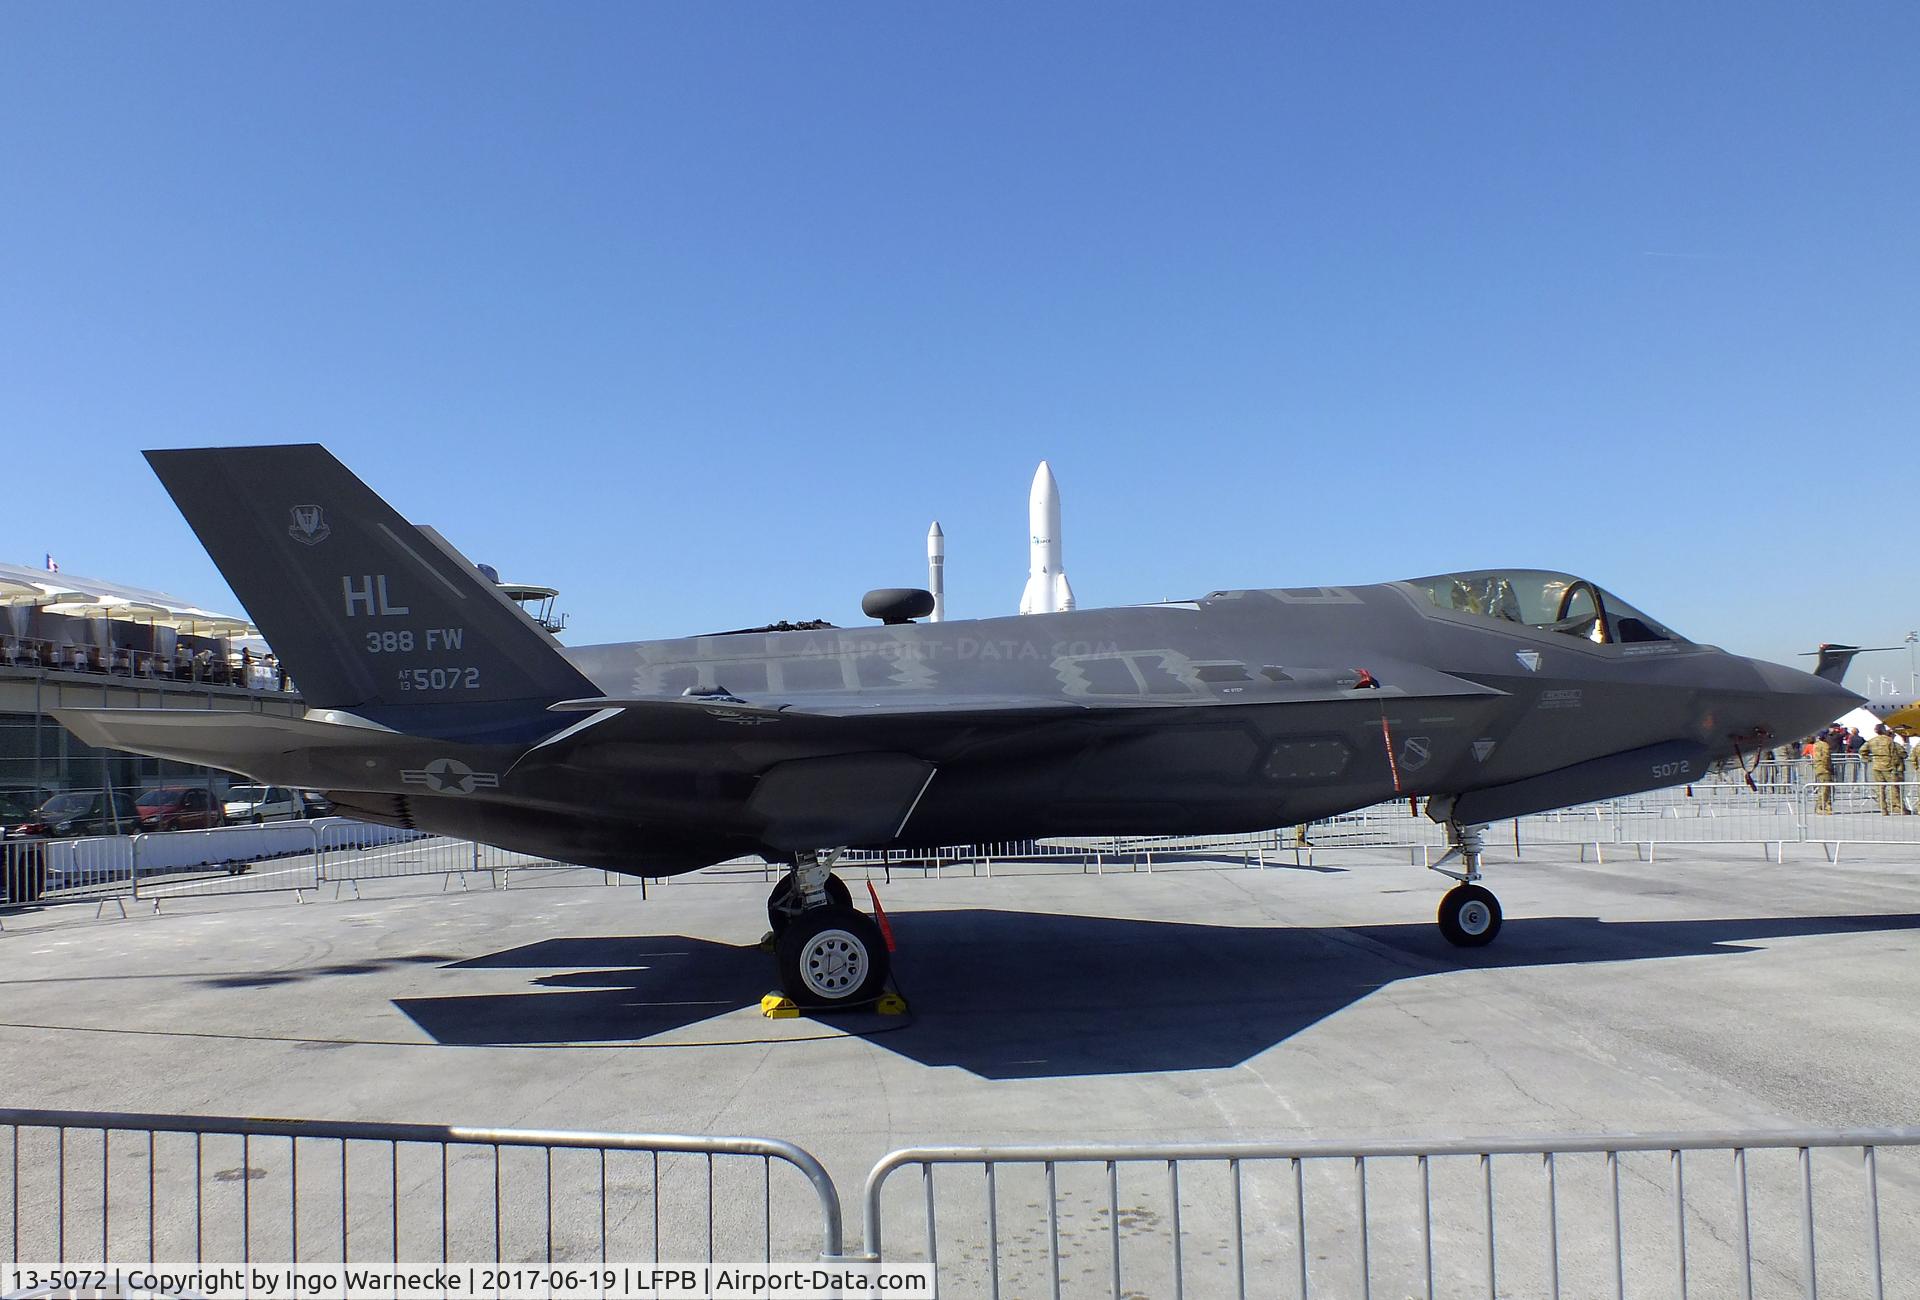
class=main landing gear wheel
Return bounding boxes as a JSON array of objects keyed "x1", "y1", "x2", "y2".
[
  {"x1": 766, "y1": 872, "x2": 853, "y2": 934},
  {"x1": 776, "y1": 904, "x2": 890, "y2": 1008},
  {"x1": 1438, "y1": 884, "x2": 1502, "y2": 947}
]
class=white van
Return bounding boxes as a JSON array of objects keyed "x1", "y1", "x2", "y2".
[{"x1": 221, "y1": 784, "x2": 305, "y2": 824}]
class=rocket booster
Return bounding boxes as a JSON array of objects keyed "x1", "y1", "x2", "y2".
[
  {"x1": 1018, "y1": 460, "x2": 1075, "y2": 615},
  {"x1": 927, "y1": 521, "x2": 945, "y2": 622}
]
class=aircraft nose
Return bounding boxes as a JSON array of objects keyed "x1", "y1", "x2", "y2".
[{"x1": 1745, "y1": 658, "x2": 1862, "y2": 740}]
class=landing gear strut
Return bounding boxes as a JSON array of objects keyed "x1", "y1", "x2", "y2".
[
  {"x1": 1429, "y1": 821, "x2": 1503, "y2": 947},
  {"x1": 765, "y1": 850, "x2": 890, "y2": 1008},
  {"x1": 766, "y1": 871, "x2": 852, "y2": 933}
]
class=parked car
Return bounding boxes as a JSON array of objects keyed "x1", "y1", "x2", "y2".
[
  {"x1": 221, "y1": 784, "x2": 304, "y2": 824},
  {"x1": 299, "y1": 790, "x2": 335, "y2": 817},
  {"x1": 0, "y1": 789, "x2": 53, "y2": 834},
  {"x1": 135, "y1": 786, "x2": 224, "y2": 832},
  {"x1": 8, "y1": 791, "x2": 140, "y2": 839}
]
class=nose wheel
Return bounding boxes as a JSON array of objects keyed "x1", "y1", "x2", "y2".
[
  {"x1": 1429, "y1": 821, "x2": 1505, "y2": 947},
  {"x1": 1438, "y1": 884, "x2": 1502, "y2": 946}
]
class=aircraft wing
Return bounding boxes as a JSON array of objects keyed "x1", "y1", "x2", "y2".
[
  {"x1": 551, "y1": 659, "x2": 1507, "y2": 721},
  {"x1": 549, "y1": 693, "x2": 1164, "y2": 720}
]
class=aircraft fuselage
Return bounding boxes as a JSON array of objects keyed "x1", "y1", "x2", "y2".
[{"x1": 280, "y1": 579, "x2": 1848, "y2": 874}]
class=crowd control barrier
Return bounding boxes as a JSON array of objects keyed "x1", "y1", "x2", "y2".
[
  {"x1": 0, "y1": 1107, "x2": 842, "y2": 1268},
  {"x1": 7, "y1": 1108, "x2": 1914, "y2": 1298},
  {"x1": 14, "y1": 783, "x2": 1920, "y2": 925},
  {"x1": 861, "y1": 1130, "x2": 1920, "y2": 1299},
  {"x1": 0, "y1": 820, "x2": 429, "y2": 909}
]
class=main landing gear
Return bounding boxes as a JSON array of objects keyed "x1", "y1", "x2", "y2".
[
  {"x1": 1429, "y1": 821, "x2": 1503, "y2": 947},
  {"x1": 765, "y1": 849, "x2": 890, "y2": 1008}
]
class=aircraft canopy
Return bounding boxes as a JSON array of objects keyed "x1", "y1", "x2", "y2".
[{"x1": 1402, "y1": 569, "x2": 1682, "y2": 645}]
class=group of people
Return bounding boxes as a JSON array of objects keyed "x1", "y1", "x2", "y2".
[
  {"x1": 0, "y1": 634, "x2": 290, "y2": 692},
  {"x1": 1801, "y1": 723, "x2": 1917, "y2": 815}
]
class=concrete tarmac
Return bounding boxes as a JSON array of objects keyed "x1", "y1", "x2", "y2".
[{"x1": 2, "y1": 845, "x2": 1917, "y2": 1294}]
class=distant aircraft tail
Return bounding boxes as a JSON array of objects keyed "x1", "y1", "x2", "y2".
[
  {"x1": 1810, "y1": 645, "x2": 1863, "y2": 685},
  {"x1": 1802, "y1": 642, "x2": 1905, "y2": 687},
  {"x1": 145, "y1": 445, "x2": 596, "y2": 742}
]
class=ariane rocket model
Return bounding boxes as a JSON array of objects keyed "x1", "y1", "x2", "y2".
[
  {"x1": 1018, "y1": 460, "x2": 1075, "y2": 615},
  {"x1": 926, "y1": 521, "x2": 945, "y2": 622}
]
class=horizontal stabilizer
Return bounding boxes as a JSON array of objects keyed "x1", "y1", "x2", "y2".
[{"x1": 52, "y1": 708, "x2": 410, "y2": 772}]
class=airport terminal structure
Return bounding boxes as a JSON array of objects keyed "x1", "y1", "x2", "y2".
[{"x1": 0, "y1": 559, "x2": 304, "y2": 806}]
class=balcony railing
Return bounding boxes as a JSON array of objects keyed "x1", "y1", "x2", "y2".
[{"x1": 0, "y1": 634, "x2": 293, "y2": 693}]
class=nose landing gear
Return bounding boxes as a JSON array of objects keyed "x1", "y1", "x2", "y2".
[
  {"x1": 766, "y1": 869, "x2": 853, "y2": 934},
  {"x1": 1429, "y1": 821, "x2": 1503, "y2": 947},
  {"x1": 764, "y1": 849, "x2": 891, "y2": 1007}
]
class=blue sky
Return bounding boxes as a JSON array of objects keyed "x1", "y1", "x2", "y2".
[{"x1": 3, "y1": 5, "x2": 1915, "y2": 682}]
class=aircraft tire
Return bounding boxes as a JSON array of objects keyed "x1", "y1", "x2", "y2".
[
  {"x1": 766, "y1": 872, "x2": 853, "y2": 934},
  {"x1": 776, "y1": 904, "x2": 890, "y2": 1008},
  {"x1": 1438, "y1": 885, "x2": 1502, "y2": 947}
]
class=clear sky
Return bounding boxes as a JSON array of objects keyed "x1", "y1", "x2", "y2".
[{"x1": 3, "y1": 6, "x2": 1915, "y2": 686}]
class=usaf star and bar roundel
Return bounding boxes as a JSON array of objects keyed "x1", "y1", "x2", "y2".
[{"x1": 401, "y1": 758, "x2": 501, "y2": 795}]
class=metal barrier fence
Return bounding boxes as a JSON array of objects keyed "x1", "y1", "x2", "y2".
[
  {"x1": 8, "y1": 1109, "x2": 1915, "y2": 1296},
  {"x1": 862, "y1": 1130, "x2": 1920, "y2": 1299},
  {"x1": 0, "y1": 823, "x2": 611, "y2": 916},
  {"x1": 13, "y1": 782, "x2": 1920, "y2": 921},
  {"x1": 0, "y1": 821, "x2": 438, "y2": 909},
  {"x1": 0, "y1": 1108, "x2": 842, "y2": 1267},
  {"x1": 1527, "y1": 782, "x2": 1920, "y2": 863}
]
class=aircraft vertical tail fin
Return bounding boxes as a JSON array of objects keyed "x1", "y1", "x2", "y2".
[
  {"x1": 145, "y1": 445, "x2": 596, "y2": 742},
  {"x1": 1811, "y1": 645, "x2": 1862, "y2": 685},
  {"x1": 1803, "y1": 643, "x2": 1907, "y2": 687}
]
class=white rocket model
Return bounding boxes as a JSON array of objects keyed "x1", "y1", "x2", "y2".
[
  {"x1": 1018, "y1": 460, "x2": 1075, "y2": 615},
  {"x1": 927, "y1": 521, "x2": 945, "y2": 622}
]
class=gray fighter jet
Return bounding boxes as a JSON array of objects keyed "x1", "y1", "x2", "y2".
[{"x1": 56, "y1": 446, "x2": 1857, "y2": 1008}]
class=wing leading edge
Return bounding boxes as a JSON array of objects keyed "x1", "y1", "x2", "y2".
[{"x1": 548, "y1": 659, "x2": 1507, "y2": 722}]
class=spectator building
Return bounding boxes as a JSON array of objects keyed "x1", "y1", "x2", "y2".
[{"x1": 0, "y1": 559, "x2": 303, "y2": 810}]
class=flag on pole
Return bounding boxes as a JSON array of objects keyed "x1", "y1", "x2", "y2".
[{"x1": 44, "y1": 554, "x2": 58, "y2": 572}]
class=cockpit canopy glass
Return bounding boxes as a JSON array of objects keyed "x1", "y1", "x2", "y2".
[{"x1": 1403, "y1": 570, "x2": 1682, "y2": 645}]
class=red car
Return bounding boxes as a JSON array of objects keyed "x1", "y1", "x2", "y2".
[{"x1": 135, "y1": 786, "x2": 224, "y2": 832}]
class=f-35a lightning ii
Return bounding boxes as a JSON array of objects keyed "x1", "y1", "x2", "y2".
[{"x1": 56, "y1": 446, "x2": 1857, "y2": 1009}]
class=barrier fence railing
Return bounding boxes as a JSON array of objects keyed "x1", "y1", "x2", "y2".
[
  {"x1": 0, "y1": 1107, "x2": 843, "y2": 1268},
  {"x1": 861, "y1": 1130, "x2": 1920, "y2": 1300},
  {"x1": 12, "y1": 783, "x2": 1920, "y2": 919},
  {"x1": 7, "y1": 1109, "x2": 1912, "y2": 1298},
  {"x1": 0, "y1": 634, "x2": 290, "y2": 690}
]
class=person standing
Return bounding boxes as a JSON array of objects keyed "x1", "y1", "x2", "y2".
[
  {"x1": 1811, "y1": 732, "x2": 1835, "y2": 813},
  {"x1": 1864, "y1": 724, "x2": 1903, "y2": 815},
  {"x1": 1841, "y1": 726, "x2": 1865, "y2": 785}
]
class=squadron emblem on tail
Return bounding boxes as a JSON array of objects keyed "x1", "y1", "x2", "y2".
[{"x1": 287, "y1": 504, "x2": 331, "y2": 546}]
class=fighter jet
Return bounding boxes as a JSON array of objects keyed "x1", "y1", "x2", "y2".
[{"x1": 55, "y1": 447, "x2": 1857, "y2": 1009}]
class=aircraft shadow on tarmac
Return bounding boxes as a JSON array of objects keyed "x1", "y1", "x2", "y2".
[{"x1": 392, "y1": 909, "x2": 1920, "y2": 1079}]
